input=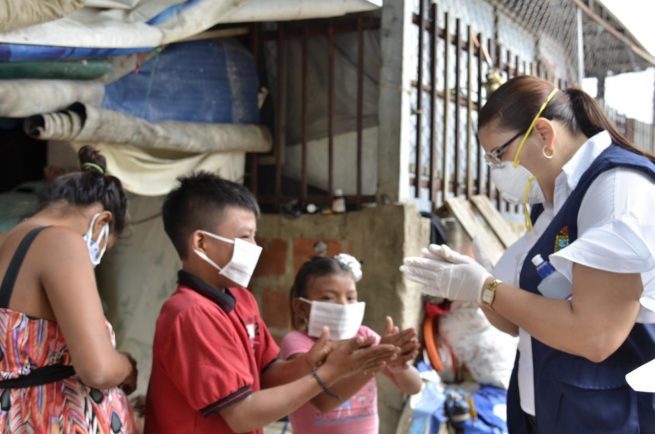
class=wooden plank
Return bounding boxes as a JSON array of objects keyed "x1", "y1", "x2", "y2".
[
  {"x1": 470, "y1": 194, "x2": 519, "y2": 248},
  {"x1": 445, "y1": 197, "x2": 505, "y2": 265}
]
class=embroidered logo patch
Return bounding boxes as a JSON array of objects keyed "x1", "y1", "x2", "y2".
[{"x1": 554, "y1": 226, "x2": 569, "y2": 252}]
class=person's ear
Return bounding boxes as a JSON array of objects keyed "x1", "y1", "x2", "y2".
[
  {"x1": 191, "y1": 229, "x2": 207, "y2": 252},
  {"x1": 292, "y1": 297, "x2": 310, "y2": 327},
  {"x1": 94, "y1": 210, "x2": 112, "y2": 237},
  {"x1": 533, "y1": 118, "x2": 556, "y2": 155}
]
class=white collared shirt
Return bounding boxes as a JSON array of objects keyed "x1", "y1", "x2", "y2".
[{"x1": 493, "y1": 130, "x2": 655, "y2": 415}]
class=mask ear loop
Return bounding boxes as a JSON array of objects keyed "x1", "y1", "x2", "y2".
[
  {"x1": 523, "y1": 176, "x2": 536, "y2": 232},
  {"x1": 513, "y1": 88, "x2": 559, "y2": 168}
]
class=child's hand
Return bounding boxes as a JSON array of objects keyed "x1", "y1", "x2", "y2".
[
  {"x1": 324, "y1": 334, "x2": 399, "y2": 379},
  {"x1": 379, "y1": 316, "x2": 420, "y2": 372},
  {"x1": 304, "y1": 327, "x2": 333, "y2": 368}
]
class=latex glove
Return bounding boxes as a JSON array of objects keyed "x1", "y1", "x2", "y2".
[{"x1": 401, "y1": 244, "x2": 492, "y2": 303}]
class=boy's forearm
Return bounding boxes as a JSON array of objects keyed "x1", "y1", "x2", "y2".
[
  {"x1": 220, "y1": 364, "x2": 337, "y2": 433},
  {"x1": 260, "y1": 355, "x2": 312, "y2": 388}
]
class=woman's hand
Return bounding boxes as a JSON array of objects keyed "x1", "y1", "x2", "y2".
[{"x1": 401, "y1": 244, "x2": 492, "y2": 303}]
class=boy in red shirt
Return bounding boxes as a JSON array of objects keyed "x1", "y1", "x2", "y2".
[{"x1": 145, "y1": 173, "x2": 399, "y2": 434}]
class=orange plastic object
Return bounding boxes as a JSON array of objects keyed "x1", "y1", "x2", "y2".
[{"x1": 422, "y1": 315, "x2": 444, "y2": 371}]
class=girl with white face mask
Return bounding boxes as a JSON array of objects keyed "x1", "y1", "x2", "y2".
[
  {"x1": 283, "y1": 254, "x2": 422, "y2": 434},
  {"x1": 402, "y1": 76, "x2": 655, "y2": 434},
  {"x1": 0, "y1": 146, "x2": 137, "y2": 433}
]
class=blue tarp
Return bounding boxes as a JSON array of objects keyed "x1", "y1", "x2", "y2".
[{"x1": 101, "y1": 39, "x2": 259, "y2": 124}]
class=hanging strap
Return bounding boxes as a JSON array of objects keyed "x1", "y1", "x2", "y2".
[{"x1": 0, "y1": 227, "x2": 49, "y2": 309}]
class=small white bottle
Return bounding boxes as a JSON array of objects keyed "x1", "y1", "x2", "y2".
[
  {"x1": 332, "y1": 189, "x2": 346, "y2": 214},
  {"x1": 531, "y1": 254, "x2": 571, "y2": 299}
]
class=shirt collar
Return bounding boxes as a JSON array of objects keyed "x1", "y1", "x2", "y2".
[
  {"x1": 559, "y1": 130, "x2": 612, "y2": 191},
  {"x1": 177, "y1": 270, "x2": 235, "y2": 313}
]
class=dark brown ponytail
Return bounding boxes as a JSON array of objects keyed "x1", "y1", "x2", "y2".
[
  {"x1": 479, "y1": 75, "x2": 655, "y2": 163},
  {"x1": 565, "y1": 88, "x2": 655, "y2": 162}
]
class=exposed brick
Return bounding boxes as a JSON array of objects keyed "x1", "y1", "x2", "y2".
[
  {"x1": 253, "y1": 238, "x2": 287, "y2": 278},
  {"x1": 261, "y1": 287, "x2": 291, "y2": 329},
  {"x1": 292, "y1": 239, "x2": 342, "y2": 273}
]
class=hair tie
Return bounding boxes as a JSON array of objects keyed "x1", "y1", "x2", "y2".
[{"x1": 82, "y1": 162, "x2": 105, "y2": 175}]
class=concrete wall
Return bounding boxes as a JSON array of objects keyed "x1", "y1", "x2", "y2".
[{"x1": 250, "y1": 203, "x2": 430, "y2": 434}]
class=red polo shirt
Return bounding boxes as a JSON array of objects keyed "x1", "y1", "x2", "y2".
[{"x1": 145, "y1": 271, "x2": 279, "y2": 434}]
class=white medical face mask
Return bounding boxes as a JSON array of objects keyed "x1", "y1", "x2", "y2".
[
  {"x1": 193, "y1": 230, "x2": 262, "y2": 288},
  {"x1": 300, "y1": 298, "x2": 366, "y2": 340},
  {"x1": 490, "y1": 161, "x2": 545, "y2": 205},
  {"x1": 82, "y1": 213, "x2": 109, "y2": 268}
]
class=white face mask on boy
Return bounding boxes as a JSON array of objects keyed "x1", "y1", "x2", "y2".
[
  {"x1": 300, "y1": 298, "x2": 366, "y2": 340},
  {"x1": 193, "y1": 230, "x2": 262, "y2": 288},
  {"x1": 82, "y1": 213, "x2": 109, "y2": 267}
]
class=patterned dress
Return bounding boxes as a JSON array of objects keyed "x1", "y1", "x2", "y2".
[{"x1": 0, "y1": 308, "x2": 135, "y2": 433}]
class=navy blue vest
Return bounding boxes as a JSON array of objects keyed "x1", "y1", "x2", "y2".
[{"x1": 507, "y1": 145, "x2": 655, "y2": 434}]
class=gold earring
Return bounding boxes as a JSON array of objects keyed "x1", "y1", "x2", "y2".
[{"x1": 542, "y1": 146, "x2": 554, "y2": 159}]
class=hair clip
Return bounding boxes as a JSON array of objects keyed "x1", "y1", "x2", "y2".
[{"x1": 334, "y1": 253, "x2": 363, "y2": 282}]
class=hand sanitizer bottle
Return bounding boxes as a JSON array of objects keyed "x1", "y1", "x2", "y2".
[{"x1": 531, "y1": 254, "x2": 571, "y2": 299}]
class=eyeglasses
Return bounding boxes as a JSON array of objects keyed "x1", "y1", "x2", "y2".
[{"x1": 482, "y1": 131, "x2": 525, "y2": 168}]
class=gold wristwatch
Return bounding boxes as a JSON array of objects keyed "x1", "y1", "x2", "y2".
[{"x1": 481, "y1": 278, "x2": 502, "y2": 308}]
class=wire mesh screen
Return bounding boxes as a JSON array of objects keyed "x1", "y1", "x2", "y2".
[{"x1": 410, "y1": 0, "x2": 654, "y2": 215}]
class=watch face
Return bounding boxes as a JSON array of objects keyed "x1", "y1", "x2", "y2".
[{"x1": 482, "y1": 288, "x2": 494, "y2": 305}]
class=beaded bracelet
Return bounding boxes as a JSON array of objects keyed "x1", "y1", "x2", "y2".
[{"x1": 311, "y1": 367, "x2": 340, "y2": 400}]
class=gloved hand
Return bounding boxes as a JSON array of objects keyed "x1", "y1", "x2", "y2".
[{"x1": 400, "y1": 244, "x2": 492, "y2": 303}]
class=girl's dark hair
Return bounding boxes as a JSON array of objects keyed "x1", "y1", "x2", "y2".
[
  {"x1": 289, "y1": 256, "x2": 354, "y2": 330},
  {"x1": 478, "y1": 75, "x2": 655, "y2": 163},
  {"x1": 36, "y1": 146, "x2": 128, "y2": 234}
]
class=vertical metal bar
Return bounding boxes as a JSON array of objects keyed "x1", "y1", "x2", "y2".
[
  {"x1": 327, "y1": 21, "x2": 335, "y2": 199},
  {"x1": 522, "y1": 60, "x2": 527, "y2": 75},
  {"x1": 300, "y1": 25, "x2": 308, "y2": 203},
  {"x1": 466, "y1": 24, "x2": 473, "y2": 199},
  {"x1": 415, "y1": 0, "x2": 425, "y2": 198},
  {"x1": 505, "y1": 49, "x2": 511, "y2": 79},
  {"x1": 477, "y1": 32, "x2": 484, "y2": 196},
  {"x1": 530, "y1": 62, "x2": 535, "y2": 76},
  {"x1": 429, "y1": 2, "x2": 438, "y2": 205},
  {"x1": 275, "y1": 24, "x2": 286, "y2": 201},
  {"x1": 248, "y1": 23, "x2": 260, "y2": 195},
  {"x1": 442, "y1": 12, "x2": 450, "y2": 198},
  {"x1": 356, "y1": 16, "x2": 365, "y2": 205},
  {"x1": 454, "y1": 18, "x2": 461, "y2": 197},
  {"x1": 514, "y1": 54, "x2": 519, "y2": 78}
]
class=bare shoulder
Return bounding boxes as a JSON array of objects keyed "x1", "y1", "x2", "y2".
[{"x1": 32, "y1": 226, "x2": 89, "y2": 267}]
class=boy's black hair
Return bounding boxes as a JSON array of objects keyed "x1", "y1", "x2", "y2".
[
  {"x1": 162, "y1": 172, "x2": 260, "y2": 258},
  {"x1": 288, "y1": 256, "x2": 353, "y2": 329}
]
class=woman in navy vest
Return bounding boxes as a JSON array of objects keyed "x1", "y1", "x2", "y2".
[{"x1": 402, "y1": 75, "x2": 655, "y2": 433}]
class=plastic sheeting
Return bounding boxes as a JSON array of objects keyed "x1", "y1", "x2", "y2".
[
  {"x1": 70, "y1": 142, "x2": 246, "y2": 196},
  {"x1": 0, "y1": 0, "x2": 84, "y2": 32},
  {"x1": 0, "y1": 79, "x2": 105, "y2": 118},
  {"x1": 0, "y1": 0, "x2": 382, "y2": 61},
  {"x1": 102, "y1": 39, "x2": 259, "y2": 123},
  {"x1": 24, "y1": 104, "x2": 271, "y2": 154}
]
